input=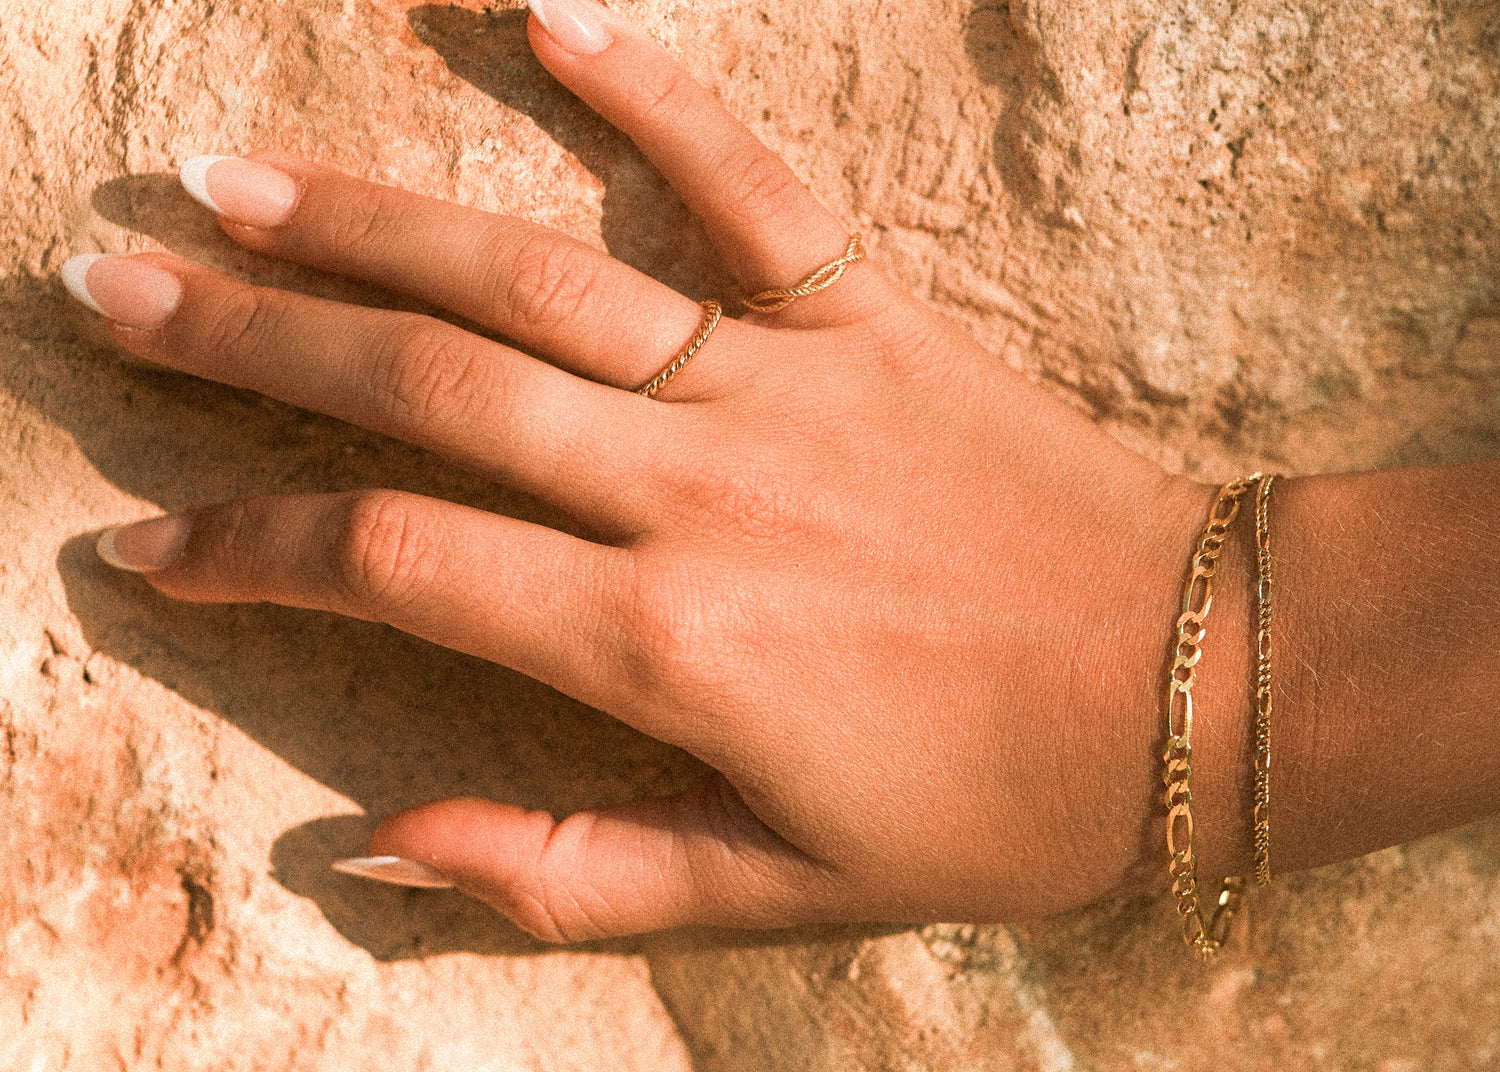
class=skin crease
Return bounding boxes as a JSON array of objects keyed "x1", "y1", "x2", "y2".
[{"x1": 81, "y1": 5, "x2": 1500, "y2": 944}]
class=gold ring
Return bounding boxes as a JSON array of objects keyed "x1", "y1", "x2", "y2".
[
  {"x1": 744, "y1": 233, "x2": 865, "y2": 314},
  {"x1": 634, "y1": 299, "x2": 723, "y2": 398}
]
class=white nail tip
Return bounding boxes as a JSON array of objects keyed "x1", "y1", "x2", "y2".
[
  {"x1": 61, "y1": 254, "x2": 108, "y2": 316},
  {"x1": 527, "y1": 0, "x2": 556, "y2": 33},
  {"x1": 331, "y1": 855, "x2": 456, "y2": 889},
  {"x1": 179, "y1": 154, "x2": 234, "y2": 215},
  {"x1": 95, "y1": 528, "x2": 136, "y2": 572}
]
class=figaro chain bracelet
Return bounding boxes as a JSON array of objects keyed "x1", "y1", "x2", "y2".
[{"x1": 1160, "y1": 473, "x2": 1277, "y2": 960}]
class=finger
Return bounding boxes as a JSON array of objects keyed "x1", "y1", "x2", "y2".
[
  {"x1": 526, "y1": 0, "x2": 888, "y2": 326},
  {"x1": 74, "y1": 251, "x2": 669, "y2": 523},
  {"x1": 99, "y1": 490, "x2": 638, "y2": 714},
  {"x1": 362, "y1": 776, "x2": 834, "y2": 941},
  {"x1": 182, "y1": 150, "x2": 728, "y2": 392}
]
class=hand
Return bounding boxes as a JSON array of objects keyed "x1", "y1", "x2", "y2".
[{"x1": 68, "y1": 0, "x2": 1219, "y2": 942}]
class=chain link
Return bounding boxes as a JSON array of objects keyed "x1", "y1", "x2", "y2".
[{"x1": 1162, "y1": 473, "x2": 1260, "y2": 959}]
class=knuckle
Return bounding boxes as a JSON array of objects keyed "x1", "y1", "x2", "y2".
[
  {"x1": 371, "y1": 319, "x2": 493, "y2": 428},
  {"x1": 617, "y1": 567, "x2": 741, "y2": 696},
  {"x1": 863, "y1": 308, "x2": 952, "y2": 386},
  {"x1": 622, "y1": 580, "x2": 701, "y2": 687},
  {"x1": 195, "y1": 497, "x2": 261, "y2": 578},
  {"x1": 198, "y1": 287, "x2": 285, "y2": 366},
  {"x1": 332, "y1": 491, "x2": 440, "y2": 610},
  {"x1": 505, "y1": 891, "x2": 575, "y2": 944},
  {"x1": 321, "y1": 182, "x2": 395, "y2": 257},
  {"x1": 632, "y1": 63, "x2": 699, "y2": 130},
  {"x1": 672, "y1": 462, "x2": 809, "y2": 543},
  {"x1": 510, "y1": 816, "x2": 616, "y2": 944},
  {"x1": 714, "y1": 143, "x2": 805, "y2": 224},
  {"x1": 501, "y1": 231, "x2": 604, "y2": 331},
  {"x1": 510, "y1": 888, "x2": 608, "y2": 944}
]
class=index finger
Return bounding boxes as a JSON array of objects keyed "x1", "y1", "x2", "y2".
[{"x1": 527, "y1": 0, "x2": 889, "y2": 326}]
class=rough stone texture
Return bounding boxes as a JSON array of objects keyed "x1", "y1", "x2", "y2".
[{"x1": 2, "y1": 0, "x2": 1498, "y2": 1068}]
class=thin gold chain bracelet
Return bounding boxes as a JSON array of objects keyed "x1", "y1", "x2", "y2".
[
  {"x1": 1161, "y1": 473, "x2": 1261, "y2": 959},
  {"x1": 1252, "y1": 473, "x2": 1277, "y2": 886}
]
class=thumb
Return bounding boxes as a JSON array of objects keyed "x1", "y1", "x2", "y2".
[{"x1": 345, "y1": 775, "x2": 834, "y2": 942}]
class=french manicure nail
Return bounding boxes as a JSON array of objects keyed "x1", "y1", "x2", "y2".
[
  {"x1": 61, "y1": 255, "x2": 183, "y2": 331},
  {"x1": 180, "y1": 155, "x2": 301, "y2": 229},
  {"x1": 97, "y1": 514, "x2": 193, "y2": 573},
  {"x1": 331, "y1": 856, "x2": 457, "y2": 889},
  {"x1": 529, "y1": 0, "x2": 613, "y2": 55}
]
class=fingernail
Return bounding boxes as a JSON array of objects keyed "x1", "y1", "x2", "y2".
[
  {"x1": 97, "y1": 514, "x2": 193, "y2": 573},
  {"x1": 180, "y1": 155, "x2": 301, "y2": 229},
  {"x1": 331, "y1": 856, "x2": 456, "y2": 889},
  {"x1": 61, "y1": 255, "x2": 182, "y2": 331},
  {"x1": 529, "y1": 0, "x2": 612, "y2": 55}
]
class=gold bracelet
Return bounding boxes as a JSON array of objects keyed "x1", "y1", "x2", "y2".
[
  {"x1": 1252, "y1": 474, "x2": 1277, "y2": 886},
  {"x1": 1162, "y1": 474, "x2": 1261, "y2": 959}
]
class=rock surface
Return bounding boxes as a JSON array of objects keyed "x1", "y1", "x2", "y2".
[{"x1": 2, "y1": 0, "x2": 1498, "y2": 1068}]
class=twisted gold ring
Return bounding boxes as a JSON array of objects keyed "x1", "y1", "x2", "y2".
[
  {"x1": 634, "y1": 299, "x2": 723, "y2": 398},
  {"x1": 744, "y1": 233, "x2": 865, "y2": 314}
]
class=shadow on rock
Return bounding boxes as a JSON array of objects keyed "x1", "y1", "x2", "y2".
[
  {"x1": 89, "y1": 172, "x2": 482, "y2": 335},
  {"x1": 962, "y1": 0, "x2": 1069, "y2": 224},
  {"x1": 14, "y1": 248, "x2": 701, "y2": 961},
  {"x1": 404, "y1": 3, "x2": 739, "y2": 303},
  {"x1": 272, "y1": 814, "x2": 561, "y2": 959}
]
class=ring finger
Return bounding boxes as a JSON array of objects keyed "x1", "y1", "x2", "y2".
[{"x1": 99, "y1": 490, "x2": 653, "y2": 726}]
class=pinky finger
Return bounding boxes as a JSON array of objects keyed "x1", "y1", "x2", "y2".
[{"x1": 97, "y1": 490, "x2": 629, "y2": 714}]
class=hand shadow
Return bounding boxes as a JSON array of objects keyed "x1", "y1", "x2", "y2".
[
  {"x1": 54, "y1": 511, "x2": 701, "y2": 961},
  {"x1": 28, "y1": 148, "x2": 710, "y2": 961},
  {"x1": 403, "y1": 3, "x2": 740, "y2": 303},
  {"x1": 88, "y1": 170, "x2": 501, "y2": 340},
  {"x1": 23, "y1": 0, "x2": 849, "y2": 974}
]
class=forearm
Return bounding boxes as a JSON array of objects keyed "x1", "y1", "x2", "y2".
[{"x1": 1176, "y1": 460, "x2": 1500, "y2": 885}]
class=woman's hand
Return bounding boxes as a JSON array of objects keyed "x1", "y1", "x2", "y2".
[{"x1": 68, "y1": 0, "x2": 1221, "y2": 942}]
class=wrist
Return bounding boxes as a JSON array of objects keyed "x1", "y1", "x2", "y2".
[
  {"x1": 1028, "y1": 465, "x2": 1253, "y2": 905},
  {"x1": 1271, "y1": 464, "x2": 1500, "y2": 873}
]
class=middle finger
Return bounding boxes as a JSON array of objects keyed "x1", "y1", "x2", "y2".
[{"x1": 185, "y1": 152, "x2": 722, "y2": 393}]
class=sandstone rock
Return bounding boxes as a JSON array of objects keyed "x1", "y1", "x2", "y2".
[{"x1": 1, "y1": 0, "x2": 1496, "y2": 1068}]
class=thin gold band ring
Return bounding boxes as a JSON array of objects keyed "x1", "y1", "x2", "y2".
[{"x1": 634, "y1": 299, "x2": 723, "y2": 398}]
